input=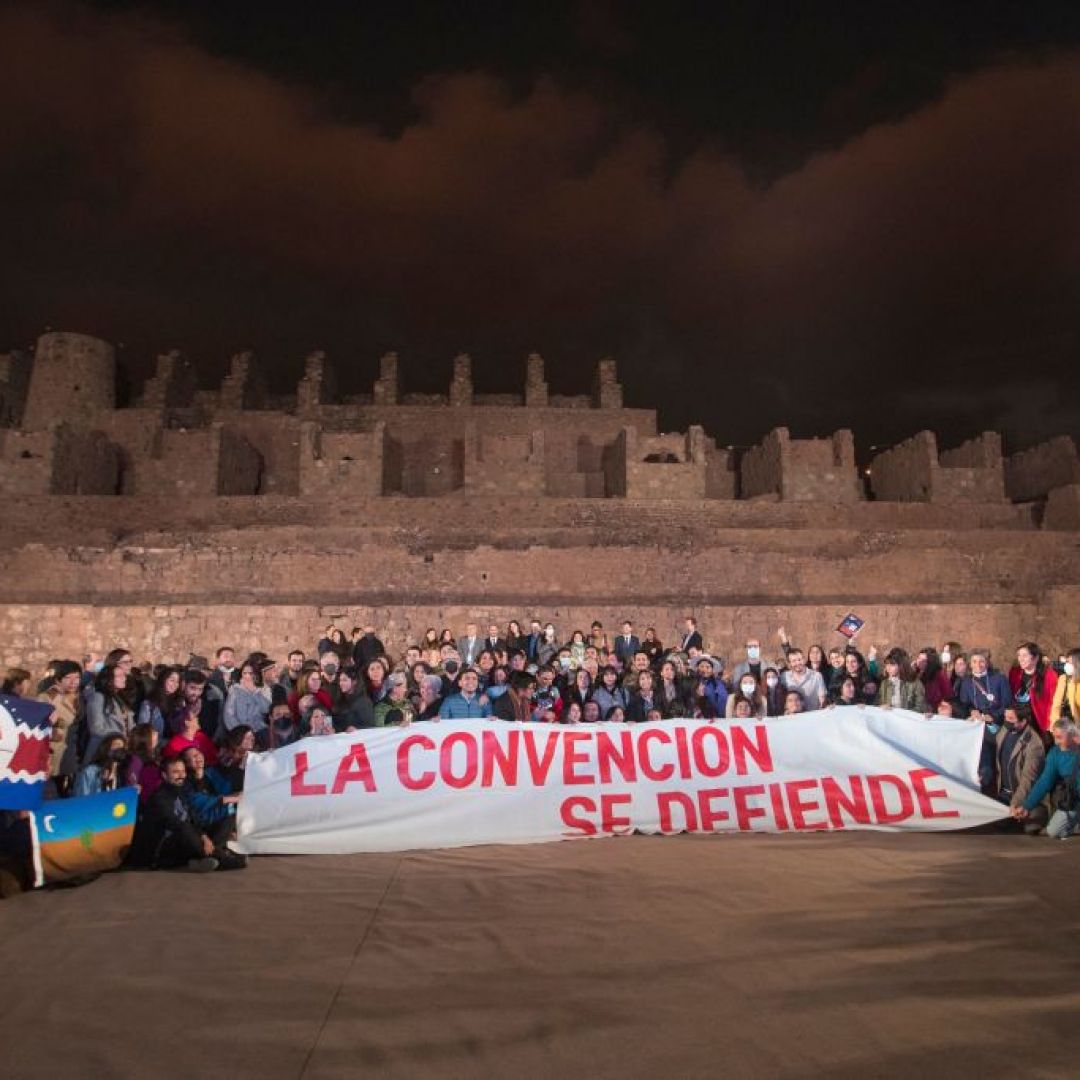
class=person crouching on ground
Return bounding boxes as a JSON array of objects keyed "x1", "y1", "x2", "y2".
[
  {"x1": 990, "y1": 705, "x2": 1046, "y2": 833},
  {"x1": 1012, "y1": 719, "x2": 1080, "y2": 838},
  {"x1": 127, "y1": 756, "x2": 245, "y2": 872}
]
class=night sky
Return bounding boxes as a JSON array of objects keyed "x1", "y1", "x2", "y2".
[{"x1": 2, "y1": 1, "x2": 1078, "y2": 452}]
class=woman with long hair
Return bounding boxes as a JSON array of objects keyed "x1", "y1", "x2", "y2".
[
  {"x1": 1050, "y1": 648, "x2": 1080, "y2": 724},
  {"x1": 1010, "y1": 641, "x2": 1059, "y2": 734},
  {"x1": 916, "y1": 647, "x2": 953, "y2": 711},
  {"x1": 137, "y1": 666, "x2": 183, "y2": 740},
  {"x1": 223, "y1": 658, "x2": 271, "y2": 740},
  {"x1": 74, "y1": 734, "x2": 126, "y2": 797},
  {"x1": 878, "y1": 648, "x2": 928, "y2": 713},
  {"x1": 85, "y1": 662, "x2": 135, "y2": 764}
]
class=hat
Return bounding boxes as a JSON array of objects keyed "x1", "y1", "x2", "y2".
[{"x1": 386, "y1": 672, "x2": 408, "y2": 691}]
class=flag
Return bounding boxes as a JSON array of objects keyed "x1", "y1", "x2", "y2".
[
  {"x1": 836, "y1": 613, "x2": 866, "y2": 640},
  {"x1": 29, "y1": 787, "x2": 138, "y2": 886},
  {"x1": 0, "y1": 694, "x2": 54, "y2": 810}
]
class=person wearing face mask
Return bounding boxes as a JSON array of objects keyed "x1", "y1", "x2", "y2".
[
  {"x1": 726, "y1": 673, "x2": 766, "y2": 718},
  {"x1": 989, "y1": 705, "x2": 1046, "y2": 832},
  {"x1": 762, "y1": 667, "x2": 786, "y2": 717},
  {"x1": 731, "y1": 639, "x2": 765, "y2": 685},
  {"x1": 1049, "y1": 649, "x2": 1080, "y2": 724},
  {"x1": 267, "y1": 701, "x2": 300, "y2": 748}
]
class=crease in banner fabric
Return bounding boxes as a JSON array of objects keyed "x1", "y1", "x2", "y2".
[{"x1": 232, "y1": 708, "x2": 1009, "y2": 856}]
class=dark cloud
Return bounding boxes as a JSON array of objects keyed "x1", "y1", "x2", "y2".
[{"x1": 0, "y1": 3, "x2": 1076, "y2": 450}]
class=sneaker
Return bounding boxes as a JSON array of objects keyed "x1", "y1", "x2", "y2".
[
  {"x1": 215, "y1": 851, "x2": 247, "y2": 871},
  {"x1": 185, "y1": 857, "x2": 219, "y2": 873}
]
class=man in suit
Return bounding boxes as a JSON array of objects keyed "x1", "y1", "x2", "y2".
[
  {"x1": 680, "y1": 617, "x2": 703, "y2": 654},
  {"x1": 614, "y1": 620, "x2": 640, "y2": 667},
  {"x1": 457, "y1": 623, "x2": 481, "y2": 665},
  {"x1": 525, "y1": 619, "x2": 543, "y2": 664},
  {"x1": 484, "y1": 623, "x2": 506, "y2": 655}
]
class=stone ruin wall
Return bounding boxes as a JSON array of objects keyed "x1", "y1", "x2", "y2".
[{"x1": 1, "y1": 330, "x2": 1078, "y2": 669}]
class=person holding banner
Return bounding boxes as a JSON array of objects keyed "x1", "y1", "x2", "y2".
[
  {"x1": 1013, "y1": 719, "x2": 1080, "y2": 837},
  {"x1": 989, "y1": 704, "x2": 1046, "y2": 832}
]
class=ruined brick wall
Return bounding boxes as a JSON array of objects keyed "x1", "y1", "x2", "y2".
[
  {"x1": 870, "y1": 432, "x2": 936, "y2": 501},
  {"x1": 22, "y1": 332, "x2": 115, "y2": 431},
  {"x1": 465, "y1": 432, "x2": 545, "y2": 495},
  {"x1": 740, "y1": 428, "x2": 786, "y2": 499},
  {"x1": 1006, "y1": 437, "x2": 1080, "y2": 501},
  {"x1": 300, "y1": 423, "x2": 385, "y2": 497},
  {"x1": 0, "y1": 351, "x2": 31, "y2": 427},
  {"x1": 781, "y1": 430, "x2": 859, "y2": 503},
  {"x1": 218, "y1": 427, "x2": 263, "y2": 495},
  {"x1": 937, "y1": 432, "x2": 1006, "y2": 502}
]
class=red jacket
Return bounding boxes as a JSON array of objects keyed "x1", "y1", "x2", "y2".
[
  {"x1": 1008, "y1": 665, "x2": 1059, "y2": 732},
  {"x1": 164, "y1": 729, "x2": 219, "y2": 766}
]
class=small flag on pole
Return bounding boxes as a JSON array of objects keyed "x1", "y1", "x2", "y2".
[{"x1": 836, "y1": 613, "x2": 866, "y2": 640}]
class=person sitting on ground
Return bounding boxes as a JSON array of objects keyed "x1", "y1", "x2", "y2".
[
  {"x1": 491, "y1": 671, "x2": 537, "y2": 722},
  {"x1": 1012, "y1": 719, "x2": 1080, "y2": 838},
  {"x1": 728, "y1": 694, "x2": 755, "y2": 719},
  {"x1": 562, "y1": 701, "x2": 584, "y2": 725},
  {"x1": 604, "y1": 705, "x2": 626, "y2": 723},
  {"x1": 127, "y1": 756, "x2": 245, "y2": 873},
  {"x1": 990, "y1": 704, "x2": 1046, "y2": 833},
  {"x1": 74, "y1": 734, "x2": 127, "y2": 797},
  {"x1": 877, "y1": 648, "x2": 928, "y2": 713},
  {"x1": 181, "y1": 746, "x2": 239, "y2": 840},
  {"x1": 581, "y1": 700, "x2": 602, "y2": 724},
  {"x1": 782, "y1": 648, "x2": 827, "y2": 712},
  {"x1": 438, "y1": 666, "x2": 492, "y2": 719}
]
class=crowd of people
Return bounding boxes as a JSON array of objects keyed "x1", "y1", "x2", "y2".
[{"x1": 4, "y1": 615, "x2": 1080, "y2": 875}]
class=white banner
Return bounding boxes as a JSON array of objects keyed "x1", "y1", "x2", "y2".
[{"x1": 233, "y1": 708, "x2": 1008, "y2": 855}]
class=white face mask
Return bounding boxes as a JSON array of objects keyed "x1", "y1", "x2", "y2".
[
  {"x1": 941, "y1": 649, "x2": 951, "y2": 663},
  {"x1": 765, "y1": 675, "x2": 779, "y2": 689},
  {"x1": 740, "y1": 681, "x2": 756, "y2": 696},
  {"x1": 1066, "y1": 661, "x2": 1076, "y2": 678},
  {"x1": 746, "y1": 646, "x2": 760, "y2": 661}
]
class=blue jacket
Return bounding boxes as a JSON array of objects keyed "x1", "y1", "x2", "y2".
[
  {"x1": 438, "y1": 692, "x2": 492, "y2": 719},
  {"x1": 1023, "y1": 746, "x2": 1080, "y2": 811},
  {"x1": 184, "y1": 767, "x2": 234, "y2": 827},
  {"x1": 957, "y1": 672, "x2": 1012, "y2": 722}
]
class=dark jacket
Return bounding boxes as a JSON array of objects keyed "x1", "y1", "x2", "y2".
[
  {"x1": 957, "y1": 672, "x2": 1012, "y2": 723},
  {"x1": 614, "y1": 634, "x2": 641, "y2": 665},
  {"x1": 333, "y1": 690, "x2": 376, "y2": 731},
  {"x1": 991, "y1": 725, "x2": 1045, "y2": 808},
  {"x1": 128, "y1": 781, "x2": 204, "y2": 868},
  {"x1": 352, "y1": 633, "x2": 386, "y2": 669},
  {"x1": 491, "y1": 690, "x2": 533, "y2": 722},
  {"x1": 626, "y1": 691, "x2": 660, "y2": 723}
]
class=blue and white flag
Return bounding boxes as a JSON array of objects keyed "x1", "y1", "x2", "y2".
[{"x1": 0, "y1": 693, "x2": 54, "y2": 809}]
